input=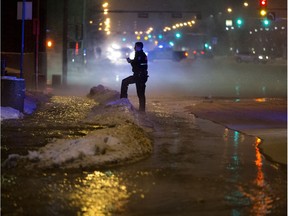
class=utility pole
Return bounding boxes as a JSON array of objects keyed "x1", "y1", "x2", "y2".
[
  {"x1": 62, "y1": 0, "x2": 68, "y2": 85},
  {"x1": 20, "y1": 0, "x2": 26, "y2": 78},
  {"x1": 34, "y1": 0, "x2": 40, "y2": 90}
]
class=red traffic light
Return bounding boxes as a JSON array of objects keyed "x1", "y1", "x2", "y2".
[{"x1": 260, "y1": 0, "x2": 267, "y2": 7}]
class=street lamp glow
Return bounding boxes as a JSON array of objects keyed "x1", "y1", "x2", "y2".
[
  {"x1": 227, "y1": 8, "x2": 232, "y2": 13},
  {"x1": 47, "y1": 40, "x2": 53, "y2": 48}
]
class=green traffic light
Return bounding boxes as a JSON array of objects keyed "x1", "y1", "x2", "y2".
[
  {"x1": 263, "y1": 19, "x2": 270, "y2": 26},
  {"x1": 236, "y1": 18, "x2": 243, "y2": 26},
  {"x1": 175, "y1": 32, "x2": 181, "y2": 38}
]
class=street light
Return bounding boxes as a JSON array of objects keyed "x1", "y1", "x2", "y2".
[{"x1": 46, "y1": 39, "x2": 53, "y2": 48}]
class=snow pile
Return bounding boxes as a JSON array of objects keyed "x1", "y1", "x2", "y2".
[
  {"x1": 87, "y1": 84, "x2": 120, "y2": 104},
  {"x1": 1, "y1": 107, "x2": 23, "y2": 120},
  {"x1": 1, "y1": 91, "x2": 43, "y2": 120},
  {"x1": 21, "y1": 123, "x2": 152, "y2": 169},
  {"x1": 2, "y1": 87, "x2": 153, "y2": 170}
]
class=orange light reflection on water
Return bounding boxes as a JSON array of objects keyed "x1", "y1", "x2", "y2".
[{"x1": 255, "y1": 138, "x2": 264, "y2": 187}]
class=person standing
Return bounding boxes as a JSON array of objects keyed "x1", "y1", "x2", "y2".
[{"x1": 120, "y1": 42, "x2": 148, "y2": 112}]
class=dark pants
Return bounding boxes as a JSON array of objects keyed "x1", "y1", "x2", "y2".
[{"x1": 120, "y1": 75, "x2": 147, "y2": 111}]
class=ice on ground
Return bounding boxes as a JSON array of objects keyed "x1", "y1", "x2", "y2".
[
  {"x1": 3, "y1": 122, "x2": 152, "y2": 170},
  {"x1": 2, "y1": 88, "x2": 153, "y2": 170}
]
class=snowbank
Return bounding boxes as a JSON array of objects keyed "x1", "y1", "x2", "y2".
[
  {"x1": 1, "y1": 92, "x2": 40, "y2": 120},
  {"x1": 2, "y1": 90, "x2": 153, "y2": 170},
  {"x1": 0, "y1": 107, "x2": 23, "y2": 120}
]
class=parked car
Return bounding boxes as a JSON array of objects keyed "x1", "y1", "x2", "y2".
[
  {"x1": 148, "y1": 47, "x2": 188, "y2": 62},
  {"x1": 235, "y1": 52, "x2": 269, "y2": 64}
]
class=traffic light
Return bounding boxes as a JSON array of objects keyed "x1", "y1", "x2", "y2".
[
  {"x1": 259, "y1": 0, "x2": 267, "y2": 16},
  {"x1": 259, "y1": 0, "x2": 267, "y2": 7},
  {"x1": 175, "y1": 32, "x2": 181, "y2": 39},
  {"x1": 262, "y1": 18, "x2": 270, "y2": 27},
  {"x1": 235, "y1": 18, "x2": 243, "y2": 27},
  {"x1": 260, "y1": 9, "x2": 267, "y2": 16}
]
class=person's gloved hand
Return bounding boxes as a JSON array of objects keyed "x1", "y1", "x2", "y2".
[{"x1": 126, "y1": 57, "x2": 131, "y2": 63}]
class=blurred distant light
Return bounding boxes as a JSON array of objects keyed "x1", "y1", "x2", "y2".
[
  {"x1": 227, "y1": 8, "x2": 232, "y2": 13},
  {"x1": 169, "y1": 41, "x2": 174, "y2": 46},
  {"x1": 47, "y1": 40, "x2": 53, "y2": 48},
  {"x1": 158, "y1": 34, "x2": 163, "y2": 39},
  {"x1": 243, "y1": 2, "x2": 249, "y2": 7},
  {"x1": 102, "y1": 2, "x2": 108, "y2": 7},
  {"x1": 111, "y1": 43, "x2": 120, "y2": 49},
  {"x1": 89, "y1": 20, "x2": 93, "y2": 24},
  {"x1": 226, "y1": 20, "x2": 233, "y2": 26},
  {"x1": 175, "y1": 32, "x2": 181, "y2": 38},
  {"x1": 236, "y1": 18, "x2": 243, "y2": 27},
  {"x1": 136, "y1": 35, "x2": 141, "y2": 40}
]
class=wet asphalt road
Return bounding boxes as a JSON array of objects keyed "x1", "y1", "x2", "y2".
[{"x1": 1, "y1": 96, "x2": 287, "y2": 215}]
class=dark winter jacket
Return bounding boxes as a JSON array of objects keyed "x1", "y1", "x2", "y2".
[{"x1": 130, "y1": 50, "x2": 148, "y2": 76}]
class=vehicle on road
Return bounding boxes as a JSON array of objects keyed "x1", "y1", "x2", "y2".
[
  {"x1": 148, "y1": 47, "x2": 188, "y2": 62},
  {"x1": 235, "y1": 51, "x2": 269, "y2": 64},
  {"x1": 192, "y1": 49, "x2": 214, "y2": 59}
]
